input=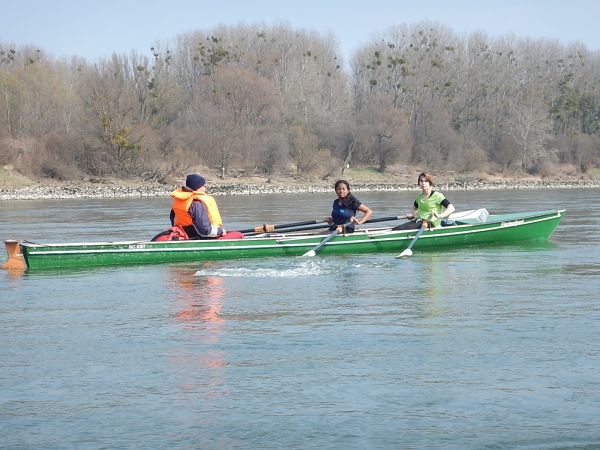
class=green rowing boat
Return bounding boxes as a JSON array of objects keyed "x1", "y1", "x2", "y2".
[{"x1": 2, "y1": 209, "x2": 564, "y2": 270}]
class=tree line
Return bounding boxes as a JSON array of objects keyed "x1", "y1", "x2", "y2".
[{"x1": 1, "y1": 21, "x2": 599, "y2": 182}]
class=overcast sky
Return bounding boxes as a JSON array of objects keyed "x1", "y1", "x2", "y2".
[{"x1": 3, "y1": 0, "x2": 599, "y2": 63}]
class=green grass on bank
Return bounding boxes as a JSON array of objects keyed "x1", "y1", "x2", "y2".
[
  {"x1": 0, "y1": 167, "x2": 36, "y2": 189},
  {"x1": 587, "y1": 167, "x2": 600, "y2": 177},
  {"x1": 340, "y1": 167, "x2": 412, "y2": 183},
  {"x1": 344, "y1": 167, "x2": 387, "y2": 178},
  {"x1": 2, "y1": 163, "x2": 598, "y2": 191}
]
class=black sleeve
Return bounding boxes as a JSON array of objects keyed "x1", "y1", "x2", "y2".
[{"x1": 441, "y1": 199, "x2": 451, "y2": 208}]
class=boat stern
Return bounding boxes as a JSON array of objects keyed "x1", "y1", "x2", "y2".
[{"x1": 2, "y1": 240, "x2": 27, "y2": 270}]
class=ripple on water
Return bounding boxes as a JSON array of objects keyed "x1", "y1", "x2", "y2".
[{"x1": 194, "y1": 259, "x2": 337, "y2": 277}]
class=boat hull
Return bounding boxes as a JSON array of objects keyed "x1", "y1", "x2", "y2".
[{"x1": 14, "y1": 210, "x2": 564, "y2": 269}]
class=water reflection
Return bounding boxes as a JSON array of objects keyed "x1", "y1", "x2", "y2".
[
  {"x1": 418, "y1": 254, "x2": 453, "y2": 302},
  {"x1": 2, "y1": 267, "x2": 27, "y2": 280},
  {"x1": 168, "y1": 267, "x2": 229, "y2": 412},
  {"x1": 170, "y1": 268, "x2": 226, "y2": 327}
]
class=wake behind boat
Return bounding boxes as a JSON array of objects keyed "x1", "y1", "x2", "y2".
[{"x1": 2, "y1": 209, "x2": 565, "y2": 270}]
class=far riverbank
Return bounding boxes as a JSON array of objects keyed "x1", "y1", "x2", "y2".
[{"x1": 1, "y1": 179, "x2": 600, "y2": 201}]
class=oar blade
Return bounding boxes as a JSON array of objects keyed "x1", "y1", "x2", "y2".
[
  {"x1": 395, "y1": 248, "x2": 413, "y2": 258},
  {"x1": 301, "y1": 249, "x2": 317, "y2": 257}
]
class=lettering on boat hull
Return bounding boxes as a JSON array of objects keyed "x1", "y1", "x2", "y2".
[{"x1": 501, "y1": 219, "x2": 525, "y2": 227}]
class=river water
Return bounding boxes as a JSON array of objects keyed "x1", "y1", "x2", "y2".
[{"x1": 1, "y1": 188, "x2": 599, "y2": 449}]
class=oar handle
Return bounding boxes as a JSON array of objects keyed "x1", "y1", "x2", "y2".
[
  {"x1": 239, "y1": 219, "x2": 322, "y2": 234},
  {"x1": 245, "y1": 223, "x2": 330, "y2": 236}
]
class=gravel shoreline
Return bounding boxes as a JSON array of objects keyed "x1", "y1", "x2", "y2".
[{"x1": 1, "y1": 179, "x2": 599, "y2": 201}]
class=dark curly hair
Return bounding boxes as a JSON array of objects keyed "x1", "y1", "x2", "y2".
[{"x1": 335, "y1": 180, "x2": 361, "y2": 209}]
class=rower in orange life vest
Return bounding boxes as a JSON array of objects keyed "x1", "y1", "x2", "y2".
[{"x1": 170, "y1": 174, "x2": 244, "y2": 240}]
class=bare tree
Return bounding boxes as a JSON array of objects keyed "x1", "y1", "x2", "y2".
[
  {"x1": 357, "y1": 95, "x2": 412, "y2": 172},
  {"x1": 287, "y1": 125, "x2": 326, "y2": 174},
  {"x1": 574, "y1": 134, "x2": 600, "y2": 172},
  {"x1": 81, "y1": 55, "x2": 144, "y2": 174},
  {"x1": 505, "y1": 87, "x2": 553, "y2": 171},
  {"x1": 412, "y1": 97, "x2": 460, "y2": 168}
]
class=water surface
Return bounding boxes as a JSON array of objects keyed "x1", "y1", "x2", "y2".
[{"x1": 1, "y1": 189, "x2": 599, "y2": 449}]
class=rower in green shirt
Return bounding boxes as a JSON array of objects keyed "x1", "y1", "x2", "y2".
[{"x1": 393, "y1": 172, "x2": 455, "y2": 230}]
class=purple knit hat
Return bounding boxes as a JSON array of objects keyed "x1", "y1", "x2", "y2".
[{"x1": 185, "y1": 174, "x2": 206, "y2": 190}]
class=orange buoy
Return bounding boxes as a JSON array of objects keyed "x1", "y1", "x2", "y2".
[{"x1": 2, "y1": 240, "x2": 27, "y2": 269}]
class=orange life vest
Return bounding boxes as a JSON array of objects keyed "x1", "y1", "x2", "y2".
[{"x1": 170, "y1": 188, "x2": 223, "y2": 227}]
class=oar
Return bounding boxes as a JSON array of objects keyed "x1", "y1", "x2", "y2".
[
  {"x1": 246, "y1": 223, "x2": 330, "y2": 236},
  {"x1": 364, "y1": 215, "x2": 404, "y2": 225},
  {"x1": 238, "y1": 219, "x2": 324, "y2": 234},
  {"x1": 245, "y1": 215, "x2": 405, "y2": 236},
  {"x1": 395, "y1": 221, "x2": 429, "y2": 258},
  {"x1": 301, "y1": 226, "x2": 344, "y2": 257},
  {"x1": 301, "y1": 219, "x2": 357, "y2": 257}
]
